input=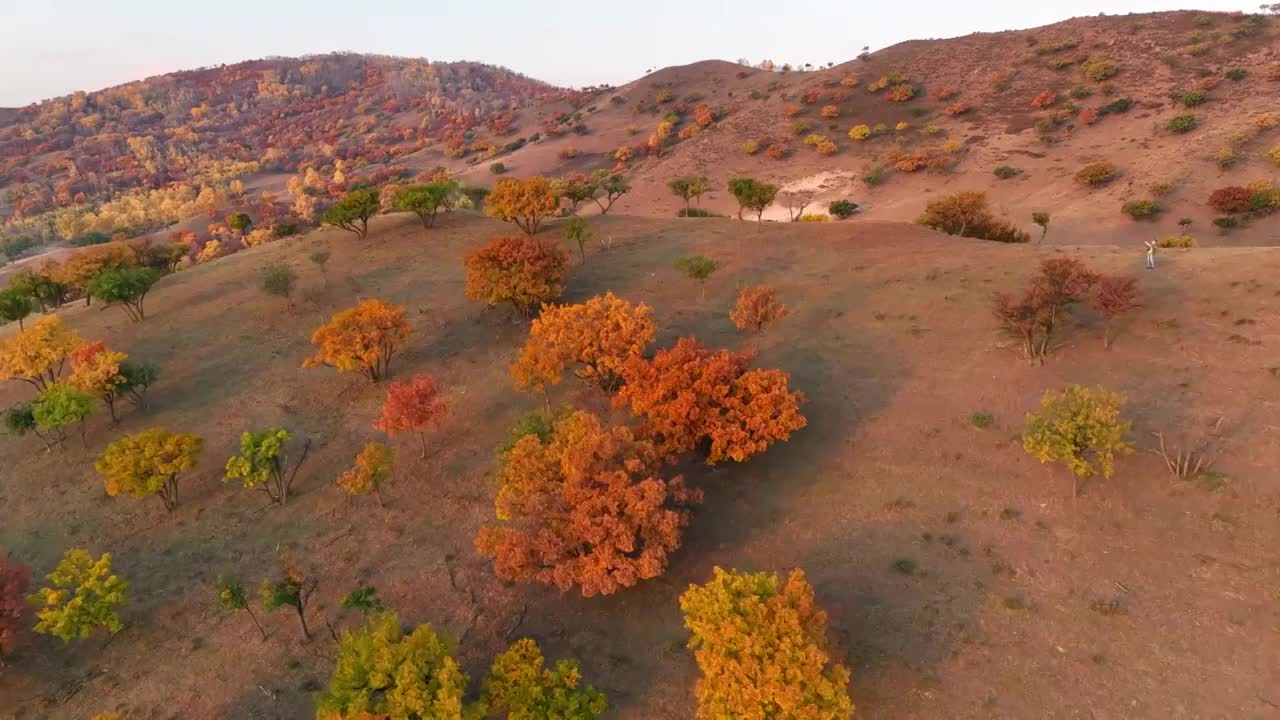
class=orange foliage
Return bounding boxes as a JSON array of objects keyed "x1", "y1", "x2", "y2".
[
  {"x1": 694, "y1": 104, "x2": 714, "y2": 127},
  {"x1": 463, "y1": 235, "x2": 570, "y2": 317},
  {"x1": 475, "y1": 410, "x2": 701, "y2": 596},
  {"x1": 511, "y1": 292, "x2": 656, "y2": 393},
  {"x1": 373, "y1": 374, "x2": 448, "y2": 458},
  {"x1": 336, "y1": 442, "x2": 394, "y2": 504},
  {"x1": 1030, "y1": 90, "x2": 1057, "y2": 109},
  {"x1": 303, "y1": 299, "x2": 412, "y2": 382},
  {"x1": 730, "y1": 286, "x2": 789, "y2": 338},
  {"x1": 819, "y1": 105, "x2": 840, "y2": 119},
  {"x1": 485, "y1": 176, "x2": 560, "y2": 235},
  {"x1": 616, "y1": 337, "x2": 807, "y2": 463},
  {"x1": 782, "y1": 105, "x2": 801, "y2": 118}
]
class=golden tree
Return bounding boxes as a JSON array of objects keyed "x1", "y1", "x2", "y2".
[
  {"x1": 476, "y1": 410, "x2": 701, "y2": 597},
  {"x1": 95, "y1": 429, "x2": 202, "y2": 511},
  {"x1": 616, "y1": 337, "x2": 808, "y2": 463},
  {"x1": 303, "y1": 299, "x2": 412, "y2": 382},
  {"x1": 485, "y1": 176, "x2": 560, "y2": 235},
  {"x1": 730, "y1": 285, "x2": 789, "y2": 350},
  {"x1": 67, "y1": 340, "x2": 128, "y2": 422},
  {"x1": 680, "y1": 567, "x2": 853, "y2": 720},
  {"x1": 511, "y1": 292, "x2": 656, "y2": 396},
  {"x1": 31, "y1": 549, "x2": 128, "y2": 641},
  {"x1": 1023, "y1": 384, "x2": 1133, "y2": 497},
  {"x1": 337, "y1": 442, "x2": 394, "y2": 507},
  {"x1": 0, "y1": 316, "x2": 83, "y2": 390},
  {"x1": 464, "y1": 235, "x2": 570, "y2": 318}
]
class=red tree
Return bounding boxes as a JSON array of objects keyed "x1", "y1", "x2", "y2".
[
  {"x1": 373, "y1": 374, "x2": 448, "y2": 458},
  {"x1": 1090, "y1": 275, "x2": 1142, "y2": 349}
]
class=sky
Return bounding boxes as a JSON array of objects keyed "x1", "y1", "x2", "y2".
[{"x1": 0, "y1": 0, "x2": 1254, "y2": 106}]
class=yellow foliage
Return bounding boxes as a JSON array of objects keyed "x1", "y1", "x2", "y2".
[
  {"x1": 96, "y1": 429, "x2": 202, "y2": 510},
  {"x1": 0, "y1": 316, "x2": 83, "y2": 390},
  {"x1": 336, "y1": 442, "x2": 394, "y2": 498},
  {"x1": 195, "y1": 240, "x2": 223, "y2": 263},
  {"x1": 848, "y1": 124, "x2": 871, "y2": 141}
]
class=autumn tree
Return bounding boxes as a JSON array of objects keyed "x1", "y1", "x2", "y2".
[
  {"x1": 0, "y1": 288, "x2": 33, "y2": 330},
  {"x1": 224, "y1": 428, "x2": 312, "y2": 506},
  {"x1": 95, "y1": 429, "x2": 202, "y2": 511},
  {"x1": 216, "y1": 576, "x2": 266, "y2": 640},
  {"x1": 87, "y1": 266, "x2": 159, "y2": 321},
  {"x1": 483, "y1": 637, "x2": 608, "y2": 719},
  {"x1": 337, "y1": 442, "x2": 394, "y2": 507},
  {"x1": 303, "y1": 299, "x2": 412, "y2": 382},
  {"x1": 33, "y1": 383, "x2": 96, "y2": 447},
  {"x1": 486, "y1": 176, "x2": 560, "y2": 235},
  {"x1": 373, "y1": 374, "x2": 448, "y2": 458},
  {"x1": 730, "y1": 285, "x2": 789, "y2": 350},
  {"x1": 393, "y1": 181, "x2": 457, "y2": 228},
  {"x1": 0, "y1": 550, "x2": 30, "y2": 657},
  {"x1": 680, "y1": 567, "x2": 854, "y2": 720},
  {"x1": 916, "y1": 191, "x2": 1031, "y2": 243},
  {"x1": 512, "y1": 292, "x2": 656, "y2": 398},
  {"x1": 31, "y1": 548, "x2": 128, "y2": 641},
  {"x1": 321, "y1": 188, "x2": 381, "y2": 239},
  {"x1": 1023, "y1": 384, "x2": 1132, "y2": 496},
  {"x1": 992, "y1": 257, "x2": 1098, "y2": 362},
  {"x1": 0, "y1": 316, "x2": 82, "y2": 390},
  {"x1": 1089, "y1": 275, "x2": 1142, "y2": 349},
  {"x1": 464, "y1": 235, "x2": 570, "y2": 318},
  {"x1": 562, "y1": 216, "x2": 592, "y2": 262},
  {"x1": 260, "y1": 555, "x2": 317, "y2": 639},
  {"x1": 67, "y1": 340, "x2": 127, "y2": 421},
  {"x1": 674, "y1": 256, "x2": 719, "y2": 300},
  {"x1": 590, "y1": 170, "x2": 631, "y2": 215},
  {"x1": 727, "y1": 177, "x2": 779, "y2": 224},
  {"x1": 616, "y1": 337, "x2": 807, "y2": 463},
  {"x1": 476, "y1": 410, "x2": 701, "y2": 596}
]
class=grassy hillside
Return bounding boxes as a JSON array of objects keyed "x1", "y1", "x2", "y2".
[{"x1": 1, "y1": 212, "x2": 1277, "y2": 717}]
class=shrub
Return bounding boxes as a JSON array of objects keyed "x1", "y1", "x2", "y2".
[
  {"x1": 678, "y1": 208, "x2": 724, "y2": 218},
  {"x1": 336, "y1": 442, "x2": 394, "y2": 505},
  {"x1": 1268, "y1": 144, "x2": 1280, "y2": 167},
  {"x1": 829, "y1": 200, "x2": 859, "y2": 218},
  {"x1": 798, "y1": 213, "x2": 829, "y2": 222},
  {"x1": 820, "y1": 105, "x2": 840, "y2": 118},
  {"x1": 1121, "y1": 200, "x2": 1163, "y2": 220},
  {"x1": 848, "y1": 124, "x2": 871, "y2": 140},
  {"x1": 33, "y1": 383, "x2": 95, "y2": 444},
  {"x1": 1023, "y1": 385, "x2": 1132, "y2": 495},
  {"x1": 1181, "y1": 89, "x2": 1209, "y2": 107},
  {"x1": 1208, "y1": 186, "x2": 1253, "y2": 213},
  {"x1": 731, "y1": 285, "x2": 789, "y2": 346},
  {"x1": 1099, "y1": 97, "x2": 1135, "y2": 114},
  {"x1": 260, "y1": 262, "x2": 296, "y2": 302},
  {"x1": 886, "y1": 83, "x2": 916, "y2": 102},
  {"x1": 320, "y1": 188, "x2": 380, "y2": 239},
  {"x1": 1158, "y1": 235, "x2": 1196, "y2": 249},
  {"x1": 1069, "y1": 85, "x2": 1093, "y2": 99},
  {"x1": 1225, "y1": 68, "x2": 1247, "y2": 81},
  {"x1": 96, "y1": 429, "x2": 202, "y2": 511},
  {"x1": 1214, "y1": 216, "x2": 1240, "y2": 229},
  {"x1": 916, "y1": 191, "x2": 1031, "y2": 243},
  {"x1": 862, "y1": 164, "x2": 888, "y2": 185},
  {"x1": 1032, "y1": 212, "x2": 1050, "y2": 239},
  {"x1": 31, "y1": 549, "x2": 127, "y2": 641},
  {"x1": 742, "y1": 139, "x2": 760, "y2": 155},
  {"x1": 681, "y1": 567, "x2": 853, "y2": 720},
  {"x1": 945, "y1": 102, "x2": 973, "y2": 116},
  {"x1": 1075, "y1": 162, "x2": 1119, "y2": 186},
  {"x1": 512, "y1": 292, "x2": 655, "y2": 394},
  {"x1": 476, "y1": 410, "x2": 700, "y2": 596},
  {"x1": 992, "y1": 257, "x2": 1098, "y2": 361},
  {"x1": 1081, "y1": 56, "x2": 1118, "y2": 81},
  {"x1": 374, "y1": 374, "x2": 448, "y2": 458},
  {"x1": 1030, "y1": 91, "x2": 1057, "y2": 109},
  {"x1": 993, "y1": 165, "x2": 1022, "y2": 179},
  {"x1": 465, "y1": 234, "x2": 570, "y2": 317},
  {"x1": 304, "y1": 299, "x2": 412, "y2": 381},
  {"x1": 791, "y1": 119, "x2": 811, "y2": 136},
  {"x1": 1167, "y1": 114, "x2": 1198, "y2": 133},
  {"x1": 971, "y1": 411, "x2": 994, "y2": 428},
  {"x1": 87, "y1": 266, "x2": 159, "y2": 322}
]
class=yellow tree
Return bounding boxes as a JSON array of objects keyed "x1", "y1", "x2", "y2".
[
  {"x1": 680, "y1": 567, "x2": 853, "y2": 720},
  {"x1": 96, "y1": 429, "x2": 202, "y2": 511},
  {"x1": 0, "y1": 316, "x2": 83, "y2": 390},
  {"x1": 303, "y1": 299, "x2": 412, "y2": 382},
  {"x1": 485, "y1": 176, "x2": 559, "y2": 235},
  {"x1": 511, "y1": 292, "x2": 656, "y2": 397},
  {"x1": 336, "y1": 442, "x2": 394, "y2": 507},
  {"x1": 31, "y1": 549, "x2": 128, "y2": 641}
]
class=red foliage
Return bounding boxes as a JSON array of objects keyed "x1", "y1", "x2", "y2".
[
  {"x1": 1089, "y1": 275, "x2": 1142, "y2": 349},
  {"x1": 1207, "y1": 186, "x2": 1253, "y2": 214},
  {"x1": 1078, "y1": 108, "x2": 1100, "y2": 125},
  {"x1": 0, "y1": 550, "x2": 31, "y2": 657},
  {"x1": 1030, "y1": 91, "x2": 1057, "y2": 109},
  {"x1": 373, "y1": 374, "x2": 448, "y2": 458}
]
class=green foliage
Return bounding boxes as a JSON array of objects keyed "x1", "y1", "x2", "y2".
[
  {"x1": 1121, "y1": 200, "x2": 1163, "y2": 220},
  {"x1": 828, "y1": 200, "x2": 859, "y2": 218},
  {"x1": 497, "y1": 409, "x2": 558, "y2": 459},
  {"x1": 562, "y1": 217, "x2": 592, "y2": 262},
  {"x1": 1023, "y1": 385, "x2": 1132, "y2": 490},
  {"x1": 726, "y1": 177, "x2": 780, "y2": 221},
  {"x1": 226, "y1": 212, "x2": 253, "y2": 232},
  {"x1": 677, "y1": 208, "x2": 725, "y2": 218},
  {"x1": 1081, "y1": 55, "x2": 1118, "y2": 81},
  {"x1": 674, "y1": 255, "x2": 719, "y2": 281},
  {"x1": 1224, "y1": 68, "x2": 1247, "y2": 81},
  {"x1": 1099, "y1": 98, "x2": 1134, "y2": 115},
  {"x1": 1180, "y1": 89, "x2": 1209, "y2": 107},
  {"x1": 1167, "y1": 114, "x2": 1198, "y2": 133},
  {"x1": 490, "y1": 162, "x2": 508, "y2": 175},
  {"x1": 484, "y1": 638, "x2": 608, "y2": 720},
  {"x1": 1214, "y1": 216, "x2": 1240, "y2": 229},
  {"x1": 321, "y1": 188, "x2": 381, "y2": 239},
  {"x1": 1075, "y1": 162, "x2": 1119, "y2": 186},
  {"x1": 971, "y1": 411, "x2": 994, "y2": 428},
  {"x1": 31, "y1": 549, "x2": 128, "y2": 640},
  {"x1": 32, "y1": 383, "x2": 95, "y2": 434},
  {"x1": 1068, "y1": 85, "x2": 1093, "y2": 99},
  {"x1": 217, "y1": 577, "x2": 250, "y2": 611},
  {"x1": 87, "y1": 266, "x2": 159, "y2": 321},
  {"x1": 273, "y1": 223, "x2": 299, "y2": 238},
  {"x1": 341, "y1": 585, "x2": 385, "y2": 614},
  {"x1": 861, "y1": 164, "x2": 888, "y2": 185},
  {"x1": 3, "y1": 402, "x2": 36, "y2": 436},
  {"x1": 1158, "y1": 235, "x2": 1197, "y2": 248},
  {"x1": 260, "y1": 262, "x2": 297, "y2": 300},
  {"x1": 0, "y1": 236, "x2": 38, "y2": 261},
  {"x1": 117, "y1": 361, "x2": 157, "y2": 407},
  {"x1": 0, "y1": 288, "x2": 33, "y2": 328},
  {"x1": 224, "y1": 428, "x2": 305, "y2": 505},
  {"x1": 993, "y1": 165, "x2": 1022, "y2": 179},
  {"x1": 393, "y1": 181, "x2": 457, "y2": 228}
]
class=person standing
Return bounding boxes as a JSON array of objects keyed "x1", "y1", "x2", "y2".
[{"x1": 1144, "y1": 240, "x2": 1156, "y2": 270}]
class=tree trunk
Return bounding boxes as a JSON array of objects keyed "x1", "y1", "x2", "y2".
[
  {"x1": 419, "y1": 432, "x2": 428, "y2": 460},
  {"x1": 295, "y1": 603, "x2": 311, "y2": 640},
  {"x1": 245, "y1": 606, "x2": 267, "y2": 640}
]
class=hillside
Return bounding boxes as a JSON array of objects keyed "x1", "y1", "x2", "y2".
[{"x1": 1, "y1": 212, "x2": 1278, "y2": 717}]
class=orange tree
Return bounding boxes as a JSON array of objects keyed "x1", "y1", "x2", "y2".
[
  {"x1": 303, "y1": 299, "x2": 412, "y2": 382},
  {"x1": 0, "y1": 316, "x2": 83, "y2": 390},
  {"x1": 47, "y1": 242, "x2": 139, "y2": 306},
  {"x1": 680, "y1": 567, "x2": 853, "y2": 719},
  {"x1": 730, "y1": 285, "x2": 789, "y2": 349},
  {"x1": 373, "y1": 374, "x2": 448, "y2": 458},
  {"x1": 511, "y1": 292, "x2": 656, "y2": 395},
  {"x1": 485, "y1": 176, "x2": 559, "y2": 235},
  {"x1": 464, "y1": 235, "x2": 569, "y2": 318},
  {"x1": 95, "y1": 429, "x2": 202, "y2": 511},
  {"x1": 475, "y1": 410, "x2": 701, "y2": 597},
  {"x1": 336, "y1": 442, "x2": 394, "y2": 507},
  {"x1": 615, "y1": 337, "x2": 807, "y2": 463},
  {"x1": 67, "y1": 340, "x2": 128, "y2": 422}
]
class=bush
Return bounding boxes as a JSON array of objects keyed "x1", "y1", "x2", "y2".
[
  {"x1": 1268, "y1": 144, "x2": 1280, "y2": 167},
  {"x1": 862, "y1": 164, "x2": 887, "y2": 185},
  {"x1": 1167, "y1": 114, "x2": 1198, "y2": 133},
  {"x1": 1023, "y1": 385, "x2": 1132, "y2": 495},
  {"x1": 677, "y1": 208, "x2": 724, "y2": 218},
  {"x1": 1081, "y1": 56, "x2": 1118, "y2": 82},
  {"x1": 848, "y1": 124, "x2": 871, "y2": 140},
  {"x1": 993, "y1": 165, "x2": 1022, "y2": 179},
  {"x1": 1069, "y1": 85, "x2": 1093, "y2": 99},
  {"x1": 916, "y1": 191, "x2": 1031, "y2": 243},
  {"x1": 886, "y1": 83, "x2": 916, "y2": 102},
  {"x1": 1099, "y1": 98, "x2": 1134, "y2": 114},
  {"x1": 828, "y1": 200, "x2": 859, "y2": 218},
  {"x1": 1214, "y1": 217, "x2": 1240, "y2": 229},
  {"x1": 69, "y1": 232, "x2": 111, "y2": 248},
  {"x1": 489, "y1": 162, "x2": 507, "y2": 175},
  {"x1": 261, "y1": 263, "x2": 297, "y2": 300},
  {"x1": 798, "y1": 213, "x2": 829, "y2": 222},
  {"x1": 1075, "y1": 162, "x2": 1120, "y2": 186},
  {"x1": 820, "y1": 105, "x2": 839, "y2": 118},
  {"x1": 1208, "y1": 186, "x2": 1253, "y2": 213},
  {"x1": 742, "y1": 139, "x2": 760, "y2": 155},
  {"x1": 1030, "y1": 91, "x2": 1057, "y2": 109},
  {"x1": 1121, "y1": 200, "x2": 1163, "y2": 220},
  {"x1": 1225, "y1": 68, "x2": 1247, "y2": 81},
  {"x1": 1158, "y1": 235, "x2": 1197, "y2": 248}
]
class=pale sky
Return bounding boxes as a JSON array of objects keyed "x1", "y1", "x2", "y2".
[{"x1": 0, "y1": 0, "x2": 1252, "y2": 107}]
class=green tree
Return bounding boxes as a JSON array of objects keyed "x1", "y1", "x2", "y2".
[
  {"x1": 4, "y1": 402, "x2": 54, "y2": 452},
  {"x1": 33, "y1": 383, "x2": 95, "y2": 447},
  {"x1": 226, "y1": 212, "x2": 253, "y2": 233},
  {"x1": 1023, "y1": 384, "x2": 1133, "y2": 496},
  {"x1": 217, "y1": 576, "x2": 266, "y2": 640},
  {"x1": 727, "y1": 177, "x2": 780, "y2": 226},
  {"x1": 590, "y1": 171, "x2": 631, "y2": 215},
  {"x1": 674, "y1": 255, "x2": 719, "y2": 300},
  {"x1": 321, "y1": 188, "x2": 381, "y2": 239},
  {"x1": 669, "y1": 176, "x2": 698, "y2": 211},
  {"x1": 87, "y1": 266, "x2": 160, "y2": 322},
  {"x1": 117, "y1": 361, "x2": 157, "y2": 409},
  {"x1": 562, "y1": 217, "x2": 592, "y2": 262},
  {"x1": 340, "y1": 585, "x2": 385, "y2": 615},
  {"x1": 31, "y1": 549, "x2": 128, "y2": 641},
  {"x1": 261, "y1": 263, "x2": 297, "y2": 304},
  {"x1": 224, "y1": 428, "x2": 311, "y2": 506},
  {"x1": 393, "y1": 181, "x2": 457, "y2": 228},
  {"x1": 260, "y1": 559, "x2": 317, "y2": 640},
  {"x1": 0, "y1": 288, "x2": 33, "y2": 330}
]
